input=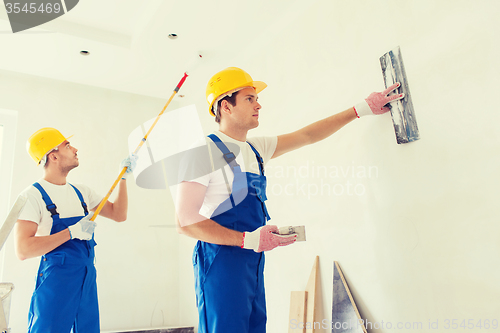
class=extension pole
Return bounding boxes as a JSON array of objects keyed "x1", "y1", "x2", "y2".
[{"x1": 90, "y1": 72, "x2": 190, "y2": 221}]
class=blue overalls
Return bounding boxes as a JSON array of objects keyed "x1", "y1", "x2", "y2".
[
  {"x1": 27, "y1": 182, "x2": 100, "y2": 333},
  {"x1": 193, "y1": 134, "x2": 271, "y2": 333}
]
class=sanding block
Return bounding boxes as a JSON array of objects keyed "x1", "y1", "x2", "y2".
[{"x1": 276, "y1": 225, "x2": 306, "y2": 242}]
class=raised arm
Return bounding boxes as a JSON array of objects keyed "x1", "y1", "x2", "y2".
[
  {"x1": 94, "y1": 179, "x2": 128, "y2": 222},
  {"x1": 93, "y1": 154, "x2": 138, "y2": 222},
  {"x1": 272, "y1": 107, "x2": 357, "y2": 159},
  {"x1": 272, "y1": 83, "x2": 404, "y2": 159}
]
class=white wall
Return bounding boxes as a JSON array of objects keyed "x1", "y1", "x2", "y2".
[
  {"x1": 181, "y1": 1, "x2": 500, "y2": 332},
  {"x1": 2, "y1": 1, "x2": 499, "y2": 332},
  {"x1": 0, "y1": 70, "x2": 181, "y2": 332}
]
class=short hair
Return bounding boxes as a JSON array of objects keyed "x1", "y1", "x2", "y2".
[
  {"x1": 214, "y1": 91, "x2": 239, "y2": 123},
  {"x1": 42, "y1": 151, "x2": 54, "y2": 169}
]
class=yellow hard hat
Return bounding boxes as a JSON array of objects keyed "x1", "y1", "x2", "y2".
[
  {"x1": 27, "y1": 127, "x2": 73, "y2": 165},
  {"x1": 206, "y1": 67, "x2": 267, "y2": 116}
]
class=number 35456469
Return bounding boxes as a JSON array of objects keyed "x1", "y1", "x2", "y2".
[{"x1": 5, "y1": 2, "x2": 62, "y2": 14}]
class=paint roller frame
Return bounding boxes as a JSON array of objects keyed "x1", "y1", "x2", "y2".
[
  {"x1": 380, "y1": 46, "x2": 420, "y2": 144},
  {"x1": 90, "y1": 53, "x2": 203, "y2": 221}
]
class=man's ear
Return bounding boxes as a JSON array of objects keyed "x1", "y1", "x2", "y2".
[
  {"x1": 220, "y1": 100, "x2": 232, "y2": 115},
  {"x1": 47, "y1": 152, "x2": 58, "y2": 163}
]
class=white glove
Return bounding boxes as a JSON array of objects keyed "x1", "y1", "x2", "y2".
[
  {"x1": 68, "y1": 213, "x2": 96, "y2": 241},
  {"x1": 242, "y1": 225, "x2": 297, "y2": 252},
  {"x1": 120, "y1": 154, "x2": 139, "y2": 179},
  {"x1": 354, "y1": 82, "x2": 404, "y2": 117}
]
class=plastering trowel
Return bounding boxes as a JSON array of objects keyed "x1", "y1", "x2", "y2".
[
  {"x1": 380, "y1": 46, "x2": 420, "y2": 144},
  {"x1": 276, "y1": 225, "x2": 306, "y2": 242}
]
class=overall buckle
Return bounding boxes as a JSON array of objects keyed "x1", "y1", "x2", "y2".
[
  {"x1": 46, "y1": 203, "x2": 59, "y2": 217},
  {"x1": 223, "y1": 152, "x2": 236, "y2": 164}
]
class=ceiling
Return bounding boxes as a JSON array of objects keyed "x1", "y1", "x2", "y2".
[{"x1": 0, "y1": 0, "x2": 312, "y2": 105}]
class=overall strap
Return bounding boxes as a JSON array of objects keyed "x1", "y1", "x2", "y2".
[
  {"x1": 33, "y1": 182, "x2": 59, "y2": 217},
  {"x1": 246, "y1": 142, "x2": 265, "y2": 176},
  {"x1": 207, "y1": 134, "x2": 239, "y2": 206},
  {"x1": 69, "y1": 184, "x2": 89, "y2": 216},
  {"x1": 208, "y1": 134, "x2": 242, "y2": 173}
]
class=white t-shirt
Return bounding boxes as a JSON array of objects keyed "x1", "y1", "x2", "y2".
[
  {"x1": 182, "y1": 131, "x2": 277, "y2": 218},
  {"x1": 18, "y1": 179, "x2": 103, "y2": 236}
]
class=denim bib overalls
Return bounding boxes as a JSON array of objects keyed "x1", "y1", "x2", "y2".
[
  {"x1": 27, "y1": 182, "x2": 99, "y2": 333},
  {"x1": 194, "y1": 134, "x2": 271, "y2": 333}
]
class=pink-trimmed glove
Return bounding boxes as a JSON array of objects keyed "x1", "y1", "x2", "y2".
[
  {"x1": 354, "y1": 82, "x2": 404, "y2": 117},
  {"x1": 242, "y1": 225, "x2": 297, "y2": 252}
]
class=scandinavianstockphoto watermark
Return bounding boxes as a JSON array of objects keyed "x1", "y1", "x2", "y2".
[
  {"x1": 3, "y1": 0, "x2": 79, "y2": 33},
  {"x1": 259, "y1": 161, "x2": 379, "y2": 199},
  {"x1": 290, "y1": 318, "x2": 499, "y2": 330}
]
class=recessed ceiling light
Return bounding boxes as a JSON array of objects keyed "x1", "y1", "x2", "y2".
[
  {"x1": 168, "y1": 34, "x2": 178, "y2": 40},
  {"x1": 80, "y1": 50, "x2": 90, "y2": 56}
]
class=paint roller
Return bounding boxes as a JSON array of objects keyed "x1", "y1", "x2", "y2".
[
  {"x1": 380, "y1": 46, "x2": 420, "y2": 144},
  {"x1": 90, "y1": 52, "x2": 204, "y2": 221}
]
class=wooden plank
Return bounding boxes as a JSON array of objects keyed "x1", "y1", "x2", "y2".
[
  {"x1": 305, "y1": 256, "x2": 319, "y2": 333},
  {"x1": 289, "y1": 291, "x2": 308, "y2": 333},
  {"x1": 332, "y1": 262, "x2": 367, "y2": 333}
]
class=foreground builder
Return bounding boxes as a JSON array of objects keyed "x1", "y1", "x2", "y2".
[
  {"x1": 176, "y1": 67, "x2": 403, "y2": 333},
  {"x1": 14, "y1": 127, "x2": 136, "y2": 333}
]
